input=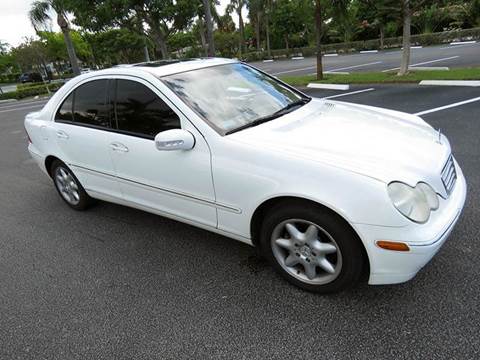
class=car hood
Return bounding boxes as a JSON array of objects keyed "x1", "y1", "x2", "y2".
[{"x1": 229, "y1": 98, "x2": 451, "y2": 195}]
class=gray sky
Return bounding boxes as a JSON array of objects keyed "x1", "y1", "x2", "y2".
[{"x1": 0, "y1": 0, "x2": 244, "y2": 48}]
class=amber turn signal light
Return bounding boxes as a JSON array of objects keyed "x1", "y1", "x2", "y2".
[{"x1": 376, "y1": 240, "x2": 410, "y2": 252}]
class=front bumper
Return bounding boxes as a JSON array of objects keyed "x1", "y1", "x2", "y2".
[{"x1": 355, "y1": 160, "x2": 467, "y2": 285}]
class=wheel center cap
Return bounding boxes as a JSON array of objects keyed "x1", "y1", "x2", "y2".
[{"x1": 299, "y1": 246, "x2": 312, "y2": 257}]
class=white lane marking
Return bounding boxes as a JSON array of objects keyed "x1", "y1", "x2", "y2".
[
  {"x1": 419, "y1": 80, "x2": 480, "y2": 87},
  {"x1": 272, "y1": 66, "x2": 317, "y2": 75},
  {"x1": 322, "y1": 88, "x2": 375, "y2": 99},
  {"x1": 262, "y1": 59, "x2": 274, "y2": 62},
  {"x1": 0, "y1": 99, "x2": 49, "y2": 110},
  {"x1": 450, "y1": 41, "x2": 476, "y2": 45},
  {"x1": 274, "y1": 61, "x2": 383, "y2": 76},
  {"x1": 381, "y1": 56, "x2": 460, "y2": 72},
  {"x1": 360, "y1": 50, "x2": 378, "y2": 53},
  {"x1": 0, "y1": 104, "x2": 45, "y2": 113},
  {"x1": 402, "y1": 46, "x2": 423, "y2": 49},
  {"x1": 291, "y1": 56, "x2": 305, "y2": 60},
  {"x1": 307, "y1": 83, "x2": 349, "y2": 90},
  {"x1": 324, "y1": 53, "x2": 338, "y2": 57},
  {"x1": 308, "y1": 61, "x2": 383, "y2": 75},
  {"x1": 414, "y1": 96, "x2": 480, "y2": 116}
]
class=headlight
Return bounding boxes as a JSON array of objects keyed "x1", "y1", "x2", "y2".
[{"x1": 387, "y1": 182, "x2": 439, "y2": 223}]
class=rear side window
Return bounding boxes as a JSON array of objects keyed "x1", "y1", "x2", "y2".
[
  {"x1": 114, "y1": 79, "x2": 180, "y2": 137},
  {"x1": 55, "y1": 79, "x2": 110, "y2": 128},
  {"x1": 74, "y1": 80, "x2": 109, "y2": 127},
  {"x1": 56, "y1": 92, "x2": 73, "y2": 121}
]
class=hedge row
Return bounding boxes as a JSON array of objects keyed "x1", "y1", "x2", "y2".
[
  {"x1": 242, "y1": 27, "x2": 480, "y2": 62},
  {"x1": 0, "y1": 82, "x2": 64, "y2": 101},
  {"x1": 0, "y1": 73, "x2": 22, "y2": 84}
]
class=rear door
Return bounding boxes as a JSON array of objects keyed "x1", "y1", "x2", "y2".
[{"x1": 54, "y1": 79, "x2": 121, "y2": 199}]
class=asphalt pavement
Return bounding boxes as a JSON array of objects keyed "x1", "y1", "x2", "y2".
[
  {"x1": 1, "y1": 85, "x2": 479, "y2": 359},
  {"x1": 250, "y1": 42, "x2": 480, "y2": 76}
]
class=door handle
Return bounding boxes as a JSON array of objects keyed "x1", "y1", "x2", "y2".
[
  {"x1": 110, "y1": 142, "x2": 129, "y2": 152},
  {"x1": 56, "y1": 130, "x2": 69, "y2": 139}
]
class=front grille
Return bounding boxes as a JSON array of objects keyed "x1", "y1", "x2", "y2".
[{"x1": 441, "y1": 155, "x2": 457, "y2": 196}]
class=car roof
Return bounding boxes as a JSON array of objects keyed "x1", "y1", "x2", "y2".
[{"x1": 101, "y1": 57, "x2": 238, "y2": 78}]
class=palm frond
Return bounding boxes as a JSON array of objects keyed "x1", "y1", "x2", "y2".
[{"x1": 29, "y1": 0, "x2": 53, "y2": 31}]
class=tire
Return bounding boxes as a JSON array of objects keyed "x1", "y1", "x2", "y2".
[
  {"x1": 259, "y1": 201, "x2": 365, "y2": 293},
  {"x1": 50, "y1": 160, "x2": 93, "y2": 211}
]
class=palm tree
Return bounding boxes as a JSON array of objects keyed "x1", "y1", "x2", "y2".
[
  {"x1": 29, "y1": 0, "x2": 80, "y2": 76},
  {"x1": 202, "y1": 0, "x2": 215, "y2": 57},
  {"x1": 227, "y1": 0, "x2": 246, "y2": 55}
]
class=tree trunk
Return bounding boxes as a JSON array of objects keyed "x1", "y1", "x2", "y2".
[
  {"x1": 314, "y1": 0, "x2": 323, "y2": 80},
  {"x1": 198, "y1": 19, "x2": 208, "y2": 56},
  {"x1": 151, "y1": 26, "x2": 170, "y2": 59},
  {"x1": 379, "y1": 24, "x2": 385, "y2": 50},
  {"x1": 238, "y1": 10, "x2": 245, "y2": 55},
  {"x1": 265, "y1": 12, "x2": 271, "y2": 57},
  {"x1": 398, "y1": 0, "x2": 411, "y2": 76},
  {"x1": 57, "y1": 14, "x2": 80, "y2": 76},
  {"x1": 284, "y1": 34, "x2": 289, "y2": 53},
  {"x1": 255, "y1": 11, "x2": 262, "y2": 50},
  {"x1": 203, "y1": 0, "x2": 215, "y2": 57},
  {"x1": 143, "y1": 44, "x2": 150, "y2": 62}
]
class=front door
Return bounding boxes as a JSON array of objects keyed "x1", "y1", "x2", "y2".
[{"x1": 108, "y1": 78, "x2": 217, "y2": 228}]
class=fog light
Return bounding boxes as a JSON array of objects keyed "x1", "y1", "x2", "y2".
[{"x1": 376, "y1": 240, "x2": 410, "y2": 252}]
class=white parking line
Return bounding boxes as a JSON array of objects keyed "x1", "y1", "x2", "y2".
[
  {"x1": 312, "y1": 61, "x2": 382, "y2": 75},
  {"x1": 414, "y1": 96, "x2": 480, "y2": 116},
  {"x1": 382, "y1": 56, "x2": 460, "y2": 72},
  {"x1": 0, "y1": 99, "x2": 49, "y2": 110},
  {"x1": 272, "y1": 66, "x2": 316, "y2": 75},
  {"x1": 322, "y1": 88, "x2": 375, "y2": 99},
  {"x1": 0, "y1": 104, "x2": 45, "y2": 113},
  {"x1": 360, "y1": 50, "x2": 378, "y2": 54}
]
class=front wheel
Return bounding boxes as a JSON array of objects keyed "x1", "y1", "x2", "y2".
[
  {"x1": 260, "y1": 202, "x2": 365, "y2": 293},
  {"x1": 51, "y1": 160, "x2": 93, "y2": 210}
]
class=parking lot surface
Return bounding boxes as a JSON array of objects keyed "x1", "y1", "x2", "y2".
[
  {"x1": 251, "y1": 42, "x2": 480, "y2": 76},
  {"x1": 1, "y1": 84, "x2": 479, "y2": 359}
]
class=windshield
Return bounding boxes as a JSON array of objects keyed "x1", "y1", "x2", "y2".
[{"x1": 162, "y1": 63, "x2": 309, "y2": 134}]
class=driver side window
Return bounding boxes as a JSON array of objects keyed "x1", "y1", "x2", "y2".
[{"x1": 113, "y1": 79, "x2": 180, "y2": 138}]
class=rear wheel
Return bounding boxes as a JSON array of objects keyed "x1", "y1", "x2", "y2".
[
  {"x1": 260, "y1": 202, "x2": 365, "y2": 293},
  {"x1": 51, "y1": 160, "x2": 93, "y2": 210}
]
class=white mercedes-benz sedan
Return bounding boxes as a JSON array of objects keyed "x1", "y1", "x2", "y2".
[{"x1": 25, "y1": 58, "x2": 466, "y2": 293}]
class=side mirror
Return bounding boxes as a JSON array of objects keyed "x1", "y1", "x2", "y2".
[{"x1": 154, "y1": 129, "x2": 195, "y2": 151}]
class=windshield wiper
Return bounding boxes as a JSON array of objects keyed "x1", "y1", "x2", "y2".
[{"x1": 225, "y1": 97, "x2": 310, "y2": 135}]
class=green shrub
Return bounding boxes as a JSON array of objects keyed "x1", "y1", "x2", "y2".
[{"x1": 0, "y1": 73, "x2": 21, "y2": 84}]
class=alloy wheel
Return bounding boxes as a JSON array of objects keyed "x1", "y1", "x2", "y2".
[
  {"x1": 271, "y1": 219, "x2": 342, "y2": 285},
  {"x1": 54, "y1": 167, "x2": 80, "y2": 206}
]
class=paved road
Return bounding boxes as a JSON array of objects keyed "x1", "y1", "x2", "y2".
[
  {"x1": 1, "y1": 86, "x2": 480, "y2": 359},
  {"x1": 251, "y1": 42, "x2": 480, "y2": 76}
]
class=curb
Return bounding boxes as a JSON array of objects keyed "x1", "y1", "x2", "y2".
[
  {"x1": 307, "y1": 83, "x2": 349, "y2": 90},
  {"x1": 419, "y1": 80, "x2": 480, "y2": 87}
]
